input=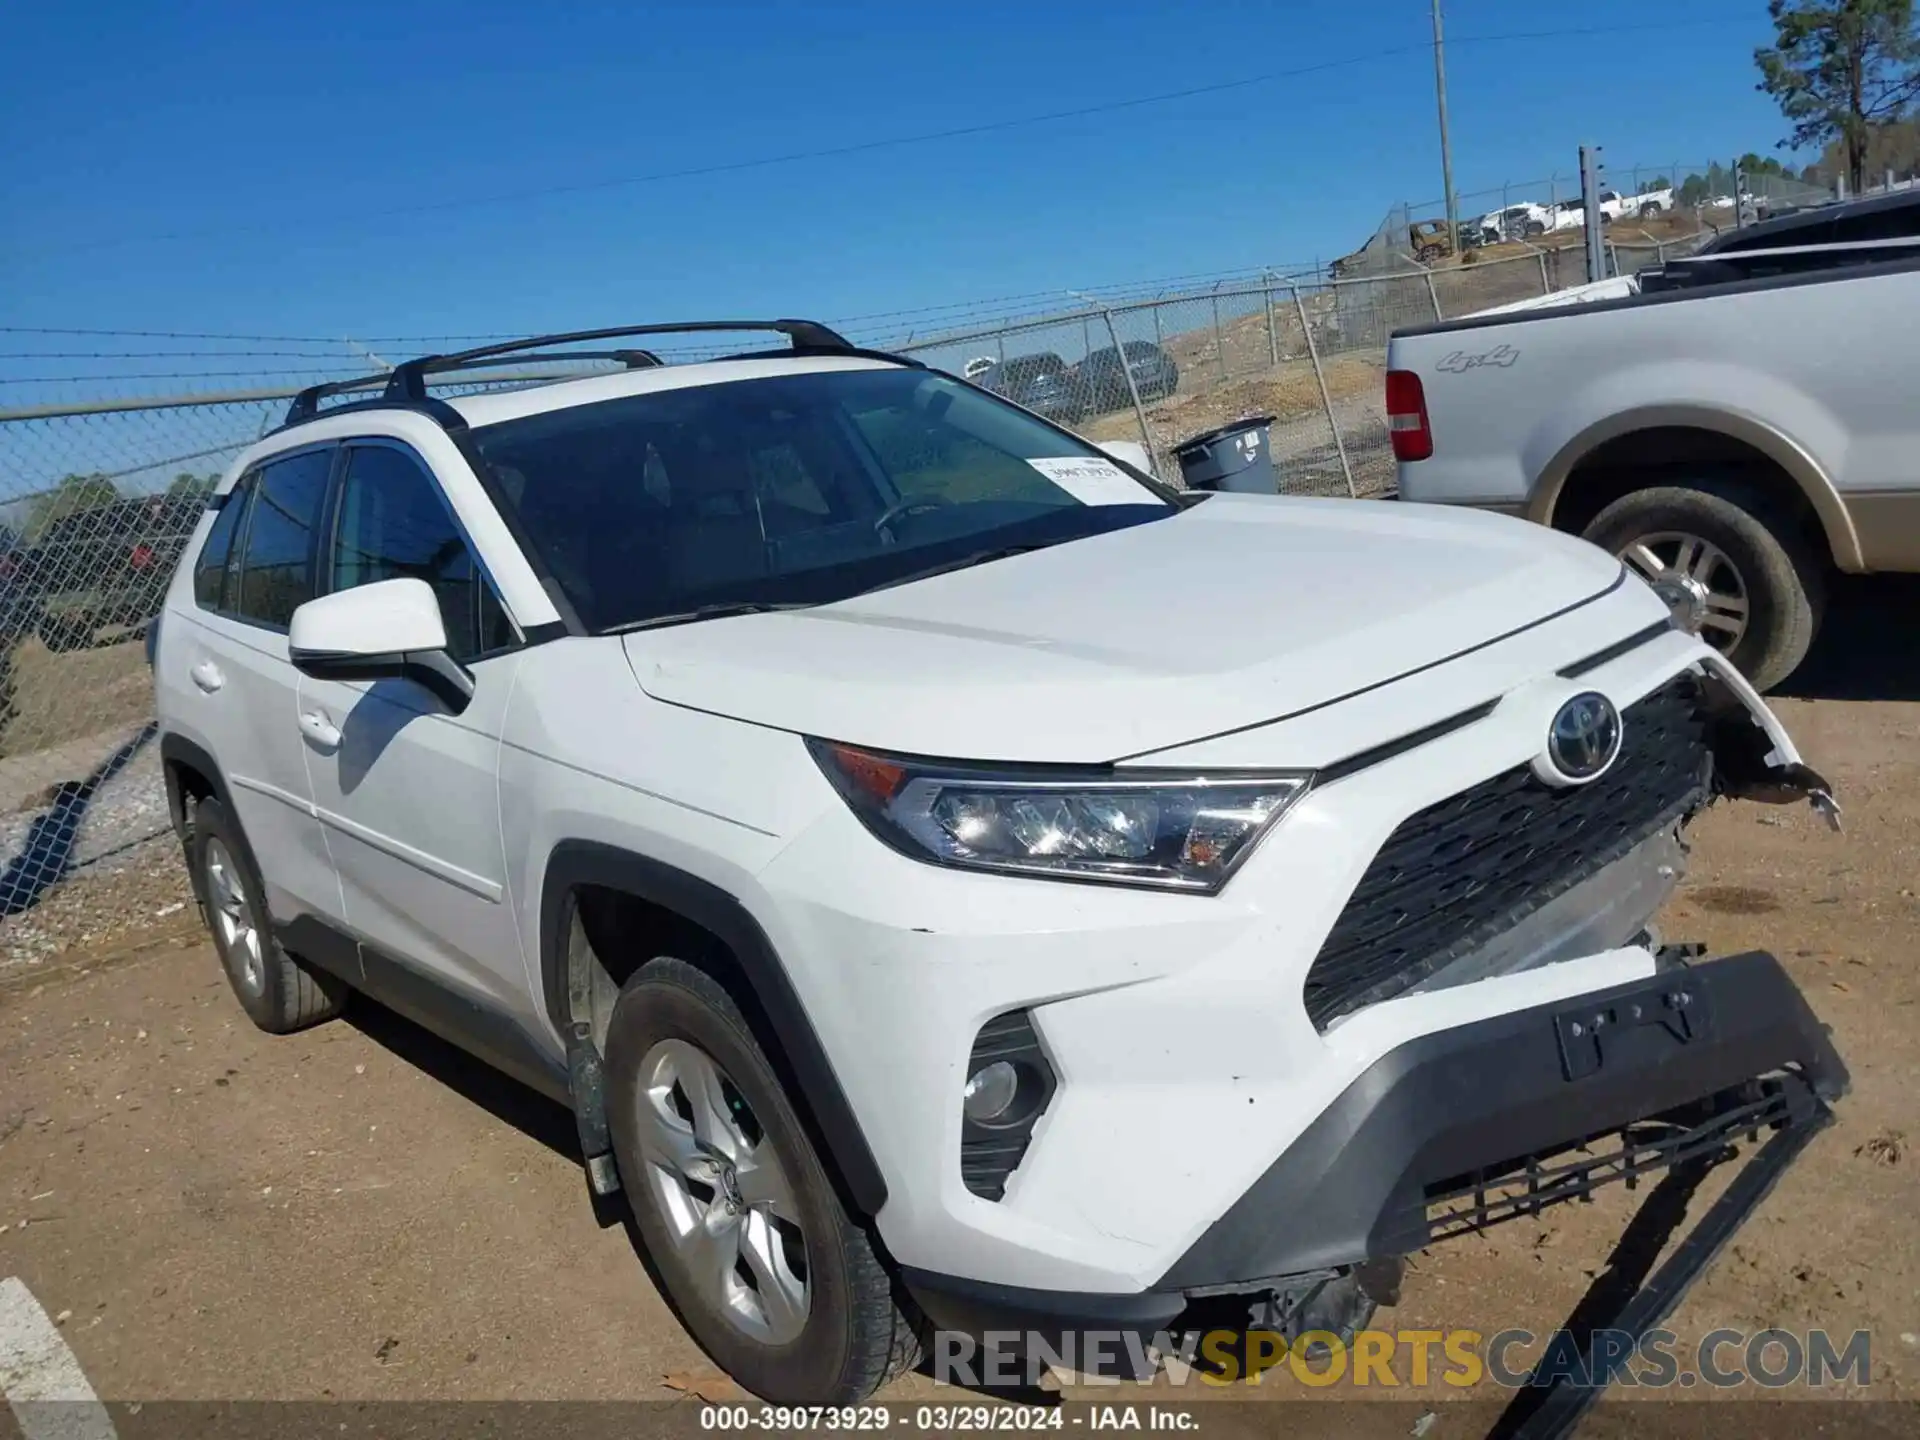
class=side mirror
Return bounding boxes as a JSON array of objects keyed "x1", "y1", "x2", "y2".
[
  {"x1": 1094, "y1": 439, "x2": 1155, "y2": 478},
  {"x1": 289, "y1": 577, "x2": 474, "y2": 714}
]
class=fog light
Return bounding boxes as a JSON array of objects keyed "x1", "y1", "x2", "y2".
[{"x1": 963, "y1": 1061, "x2": 1020, "y2": 1123}]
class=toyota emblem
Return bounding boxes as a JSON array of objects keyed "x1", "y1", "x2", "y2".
[{"x1": 1544, "y1": 692, "x2": 1623, "y2": 783}]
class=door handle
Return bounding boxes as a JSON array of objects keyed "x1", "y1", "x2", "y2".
[
  {"x1": 298, "y1": 710, "x2": 342, "y2": 752},
  {"x1": 189, "y1": 659, "x2": 224, "y2": 693}
]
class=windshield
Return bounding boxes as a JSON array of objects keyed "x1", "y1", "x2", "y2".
[{"x1": 469, "y1": 366, "x2": 1173, "y2": 633}]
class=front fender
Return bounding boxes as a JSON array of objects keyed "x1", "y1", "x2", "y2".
[{"x1": 1698, "y1": 652, "x2": 1842, "y2": 829}]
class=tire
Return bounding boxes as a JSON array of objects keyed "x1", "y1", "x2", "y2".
[
  {"x1": 606, "y1": 956, "x2": 922, "y2": 1404},
  {"x1": 188, "y1": 795, "x2": 347, "y2": 1033},
  {"x1": 1581, "y1": 478, "x2": 1827, "y2": 691}
]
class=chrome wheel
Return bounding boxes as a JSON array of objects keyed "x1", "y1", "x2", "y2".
[
  {"x1": 1620, "y1": 530, "x2": 1750, "y2": 652},
  {"x1": 203, "y1": 837, "x2": 263, "y2": 995},
  {"x1": 635, "y1": 1038, "x2": 810, "y2": 1345}
]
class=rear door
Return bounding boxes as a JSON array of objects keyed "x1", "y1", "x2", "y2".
[{"x1": 167, "y1": 447, "x2": 342, "y2": 924}]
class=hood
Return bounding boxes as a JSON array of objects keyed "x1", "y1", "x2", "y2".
[{"x1": 623, "y1": 494, "x2": 1624, "y2": 764}]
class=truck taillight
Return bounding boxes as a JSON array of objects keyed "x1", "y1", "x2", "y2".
[{"x1": 1385, "y1": 370, "x2": 1433, "y2": 462}]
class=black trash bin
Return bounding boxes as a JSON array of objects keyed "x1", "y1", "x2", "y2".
[{"x1": 1171, "y1": 416, "x2": 1278, "y2": 494}]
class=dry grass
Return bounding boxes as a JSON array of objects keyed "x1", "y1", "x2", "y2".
[{"x1": 0, "y1": 635, "x2": 152, "y2": 764}]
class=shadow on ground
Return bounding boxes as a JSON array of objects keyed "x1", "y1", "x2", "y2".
[
  {"x1": 345, "y1": 994, "x2": 583, "y2": 1162},
  {"x1": 1773, "y1": 574, "x2": 1920, "y2": 702},
  {"x1": 0, "y1": 720, "x2": 157, "y2": 917}
]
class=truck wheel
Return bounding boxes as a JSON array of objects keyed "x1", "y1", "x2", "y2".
[
  {"x1": 1582, "y1": 481, "x2": 1825, "y2": 691},
  {"x1": 188, "y1": 796, "x2": 347, "y2": 1033},
  {"x1": 606, "y1": 957, "x2": 922, "y2": 1404}
]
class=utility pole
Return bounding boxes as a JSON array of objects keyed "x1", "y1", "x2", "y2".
[
  {"x1": 1580, "y1": 145, "x2": 1607, "y2": 283},
  {"x1": 1432, "y1": 0, "x2": 1460, "y2": 247}
]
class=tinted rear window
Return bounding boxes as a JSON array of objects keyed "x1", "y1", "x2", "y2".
[
  {"x1": 232, "y1": 449, "x2": 332, "y2": 629},
  {"x1": 193, "y1": 482, "x2": 249, "y2": 610}
]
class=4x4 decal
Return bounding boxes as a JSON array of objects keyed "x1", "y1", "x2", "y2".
[{"x1": 1437, "y1": 343, "x2": 1520, "y2": 373}]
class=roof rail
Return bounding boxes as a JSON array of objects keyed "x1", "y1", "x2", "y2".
[
  {"x1": 383, "y1": 320, "x2": 855, "y2": 405},
  {"x1": 283, "y1": 319, "x2": 860, "y2": 427},
  {"x1": 284, "y1": 345, "x2": 671, "y2": 425}
]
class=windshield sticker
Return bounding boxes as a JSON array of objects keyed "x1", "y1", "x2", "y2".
[{"x1": 1028, "y1": 456, "x2": 1150, "y2": 506}]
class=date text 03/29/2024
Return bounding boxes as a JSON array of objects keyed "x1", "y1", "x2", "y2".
[{"x1": 698, "y1": 1407, "x2": 1189, "y2": 1431}]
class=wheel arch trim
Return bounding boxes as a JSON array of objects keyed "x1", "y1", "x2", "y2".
[
  {"x1": 536, "y1": 839, "x2": 889, "y2": 1216},
  {"x1": 158, "y1": 732, "x2": 243, "y2": 910},
  {"x1": 1528, "y1": 405, "x2": 1864, "y2": 573}
]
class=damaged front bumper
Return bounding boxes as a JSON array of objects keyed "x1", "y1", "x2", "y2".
[
  {"x1": 1697, "y1": 655, "x2": 1842, "y2": 829},
  {"x1": 905, "y1": 951, "x2": 1846, "y2": 1435}
]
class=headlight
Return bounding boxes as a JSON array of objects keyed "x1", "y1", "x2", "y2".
[{"x1": 808, "y1": 740, "x2": 1310, "y2": 893}]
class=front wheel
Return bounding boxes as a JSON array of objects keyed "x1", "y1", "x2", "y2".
[
  {"x1": 606, "y1": 957, "x2": 922, "y2": 1404},
  {"x1": 1582, "y1": 480, "x2": 1826, "y2": 691}
]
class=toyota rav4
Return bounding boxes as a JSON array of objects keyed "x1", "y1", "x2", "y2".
[{"x1": 151, "y1": 322, "x2": 1847, "y2": 1426}]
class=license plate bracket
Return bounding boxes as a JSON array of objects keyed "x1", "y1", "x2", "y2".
[{"x1": 1554, "y1": 981, "x2": 1712, "y2": 1081}]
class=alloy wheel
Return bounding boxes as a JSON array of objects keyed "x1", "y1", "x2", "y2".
[
  {"x1": 203, "y1": 837, "x2": 264, "y2": 995},
  {"x1": 1619, "y1": 530, "x2": 1751, "y2": 654},
  {"x1": 634, "y1": 1038, "x2": 811, "y2": 1345}
]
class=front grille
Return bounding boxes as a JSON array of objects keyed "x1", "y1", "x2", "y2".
[{"x1": 1302, "y1": 674, "x2": 1710, "y2": 1030}]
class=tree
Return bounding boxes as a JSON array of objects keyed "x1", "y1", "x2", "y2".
[
  {"x1": 1801, "y1": 112, "x2": 1920, "y2": 182},
  {"x1": 1639, "y1": 175, "x2": 1674, "y2": 192},
  {"x1": 1756, "y1": 0, "x2": 1920, "y2": 194},
  {"x1": 166, "y1": 472, "x2": 217, "y2": 497},
  {"x1": 25, "y1": 474, "x2": 121, "y2": 541},
  {"x1": 1737, "y1": 151, "x2": 1797, "y2": 178}
]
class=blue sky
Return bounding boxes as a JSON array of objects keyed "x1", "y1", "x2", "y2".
[{"x1": 3, "y1": 0, "x2": 1790, "y2": 359}]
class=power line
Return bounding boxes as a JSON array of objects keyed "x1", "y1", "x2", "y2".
[
  {"x1": 9, "y1": 17, "x2": 1750, "y2": 261},
  {"x1": 0, "y1": 326, "x2": 517, "y2": 343},
  {"x1": 1, "y1": 369, "x2": 364, "y2": 384}
]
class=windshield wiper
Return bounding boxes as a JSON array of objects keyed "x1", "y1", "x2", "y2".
[
  {"x1": 609, "y1": 600, "x2": 820, "y2": 634},
  {"x1": 856, "y1": 544, "x2": 1045, "y2": 595}
]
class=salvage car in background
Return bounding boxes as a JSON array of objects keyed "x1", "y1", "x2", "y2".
[
  {"x1": 1078, "y1": 339, "x2": 1179, "y2": 412},
  {"x1": 975, "y1": 350, "x2": 1087, "y2": 423},
  {"x1": 18, "y1": 493, "x2": 204, "y2": 651}
]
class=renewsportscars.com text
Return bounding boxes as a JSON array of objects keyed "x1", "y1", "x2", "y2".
[{"x1": 932, "y1": 1326, "x2": 1872, "y2": 1390}]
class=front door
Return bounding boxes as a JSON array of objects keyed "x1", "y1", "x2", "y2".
[{"x1": 295, "y1": 441, "x2": 529, "y2": 1015}]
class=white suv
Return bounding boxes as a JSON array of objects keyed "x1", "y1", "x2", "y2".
[{"x1": 152, "y1": 322, "x2": 1847, "y2": 1417}]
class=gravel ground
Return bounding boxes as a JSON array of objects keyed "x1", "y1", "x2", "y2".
[{"x1": 0, "y1": 719, "x2": 184, "y2": 971}]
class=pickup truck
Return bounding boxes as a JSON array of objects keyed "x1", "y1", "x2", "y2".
[{"x1": 1385, "y1": 235, "x2": 1920, "y2": 689}]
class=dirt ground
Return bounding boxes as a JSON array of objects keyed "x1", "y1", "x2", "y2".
[{"x1": 2, "y1": 579, "x2": 1916, "y2": 1432}]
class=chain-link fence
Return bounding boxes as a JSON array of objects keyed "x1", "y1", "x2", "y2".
[
  {"x1": 895, "y1": 247, "x2": 1561, "y2": 498},
  {"x1": 0, "y1": 393, "x2": 293, "y2": 922}
]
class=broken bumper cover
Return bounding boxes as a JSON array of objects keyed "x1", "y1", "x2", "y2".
[{"x1": 904, "y1": 950, "x2": 1846, "y2": 1344}]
